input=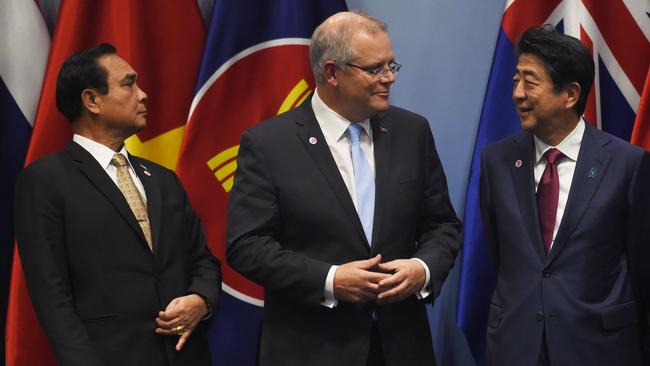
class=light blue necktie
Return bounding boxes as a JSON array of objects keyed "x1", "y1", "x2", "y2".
[{"x1": 347, "y1": 123, "x2": 375, "y2": 245}]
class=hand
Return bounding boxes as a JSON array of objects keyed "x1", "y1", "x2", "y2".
[
  {"x1": 376, "y1": 259, "x2": 426, "y2": 305},
  {"x1": 333, "y1": 254, "x2": 391, "y2": 303},
  {"x1": 155, "y1": 294, "x2": 209, "y2": 351}
]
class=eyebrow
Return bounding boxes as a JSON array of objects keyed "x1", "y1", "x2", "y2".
[{"x1": 121, "y1": 73, "x2": 137, "y2": 84}]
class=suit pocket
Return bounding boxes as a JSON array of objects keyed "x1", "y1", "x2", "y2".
[
  {"x1": 488, "y1": 302, "x2": 503, "y2": 329},
  {"x1": 81, "y1": 313, "x2": 118, "y2": 324},
  {"x1": 601, "y1": 301, "x2": 638, "y2": 330}
]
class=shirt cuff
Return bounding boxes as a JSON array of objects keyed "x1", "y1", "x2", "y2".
[
  {"x1": 321, "y1": 265, "x2": 339, "y2": 308},
  {"x1": 411, "y1": 258, "x2": 432, "y2": 299}
]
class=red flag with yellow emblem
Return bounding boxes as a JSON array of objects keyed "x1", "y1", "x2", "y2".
[{"x1": 6, "y1": 1, "x2": 205, "y2": 364}]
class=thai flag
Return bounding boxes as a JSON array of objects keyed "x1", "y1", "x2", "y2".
[
  {"x1": 176, "y1": 1, "x2": 346, "y2": 364},
  {"x1": 0, "y1": 0, "x2": 49, "y2": 362},
  {"x1": 456, "y1": 0, "x2": 649, "y2": 364}
]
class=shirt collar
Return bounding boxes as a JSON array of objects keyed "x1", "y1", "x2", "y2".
[
  {"x1": 311, "y1": 89, "x2": 371, "y2": 142},
  {"x1": 73, "y1": 134, "x2": 133, "y2": 170},
  {"x1": 534, "y1": 117, "x2": 585, "y2": 164}
]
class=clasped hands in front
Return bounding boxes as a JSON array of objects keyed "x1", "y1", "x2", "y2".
[{"x1": 333, "y1": 254, "x2": 426, "y2": 305}]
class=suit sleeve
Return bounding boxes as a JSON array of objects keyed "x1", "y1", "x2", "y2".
[
  {"x1": 626, "y1": 150, "x2": 650, "y2": 354},
  {"x1": 479, "y1": 150, "x2": 500, "y2": 271},
  {"x1": 14, "y1": 165, "x2": 103, "y2": 366},
  {"x1": 173, "y1": 174, "x2": 222, "y2": 312},
  {"x1": 412, "y1": 123, "x2": 462, "y2": 299},
  {"x1": 226, "y1": 130, "x2": 331, "y2": 308}
]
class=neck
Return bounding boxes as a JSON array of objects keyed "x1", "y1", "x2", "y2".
[
  {"x1": 534, "y1": 114, "x2": 580, "y2": 146},
  {"x1": 317, "y1": 86, "x2": 367, "y2": 122},
  {"x1": 73, "y1": 120, "x2": 127, "y2": 152}
]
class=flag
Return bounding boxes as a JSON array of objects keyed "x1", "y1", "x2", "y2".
[
  {"x1": 456, "y1": 0, "x2": 650, "y2": 364},
  {"x1": 0, "y1": 0, "x2": 49, "y2": 362},
  {"x1": 5, "y1": 1, "x2": 206, "y2": 364},
  {"x1": 175, "y1": 1, "x2": 346, "y2": 364}
]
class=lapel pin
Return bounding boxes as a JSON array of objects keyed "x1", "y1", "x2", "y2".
[
  {"x1": 143, "y1": 170, "x2": 151, "y2": 176},
  {"x1": 309, "y1": 137, "x2": 318, "y2": 145},
  {"x1": 515, "y1": 159, "x2": 522, "y2": 168},
  {"x1": 139, "y1": 163, "x2": 148, "y2": 170},
  {"x1": 380, "y1": 126, "x2": 388, "y2": 133},
  {"x1": 588, "y1": 167, "x2": 597, "y2": 179}
]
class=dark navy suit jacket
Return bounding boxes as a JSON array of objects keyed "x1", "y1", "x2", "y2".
[{"x1": 480, "y1": 123, "x2": 650, "y2": 366}]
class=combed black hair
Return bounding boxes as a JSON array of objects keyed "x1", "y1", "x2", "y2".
[
  {"x1": 55, "y1": 43, "x2": 117, "y2": 122},
  {"x1": 516, "y1": 25, "x2": 594, "y2": 116}
]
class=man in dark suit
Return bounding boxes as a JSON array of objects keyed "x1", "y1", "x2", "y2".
[
  {"x1": 14, "y1": 44, "x2": 221, "y2": 366},
  {"x1": 226, "y1": 12, "x2": 461, "y2": 366},
  {"x1": 480, "y1": 26, "x2": 650, "y2": 365}
]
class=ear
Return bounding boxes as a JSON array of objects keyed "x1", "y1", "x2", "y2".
[
  {"x1": 81, "y1": 89, "x2": 101, "y2": 115},
  {"x1": 565, "y1": 81, "x2": 581, "y2": 111},
  {"x1": 323, "y1": 60, "x2": 338, "y2": 87}
]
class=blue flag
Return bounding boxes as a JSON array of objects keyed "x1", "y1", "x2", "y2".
[{"x1": 176, "y1": 2, "x2": 346, "y2": 365}]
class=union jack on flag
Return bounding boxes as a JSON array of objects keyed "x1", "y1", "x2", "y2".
[{"x1": 457, "y1": 0, "x2": 649, "y2": 364}]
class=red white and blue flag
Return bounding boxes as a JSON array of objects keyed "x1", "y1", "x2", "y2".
[
  {"x1": 175, "y1": 1, "x2": 346, "y2": 364},
  {"x1": 457, "y1": 0, "x2": 650, "y2": 364},
  {"x1": 0, "y1": 0, "x2": 49, "y2": 362}
]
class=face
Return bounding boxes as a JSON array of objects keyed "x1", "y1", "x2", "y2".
[
  {"x1": 512, "y1": 53, "x2": 570, "y2": 133},
  {"x1": 336, "y1": 30, "x2": 396, "y2": 121},
  {"x1": 94, "y1": 54, "x2": 148, "y2": 135}
]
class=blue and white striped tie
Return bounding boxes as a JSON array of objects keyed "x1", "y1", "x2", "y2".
[{"x1": 347, "y1": 123, "x2": 375, "y2": 245}]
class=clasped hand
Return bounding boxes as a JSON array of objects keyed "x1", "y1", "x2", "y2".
[
  {"x1": 154, "y1": 294, "x2": 209, "y2": 351},
  {"x1": 333, "y1": 254, "x2": 426, "y2": 305}
]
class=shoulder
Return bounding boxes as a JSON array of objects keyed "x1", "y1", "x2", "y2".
[
  {"x1": 588, "y1": 125, "x2": 645, "y2": 159},
  {"x1": 483, "y1": 130, "x2": 530, "y2": 157},
  {"x1": 18, "y1": 150, "x2": 70, "y2": 181}
]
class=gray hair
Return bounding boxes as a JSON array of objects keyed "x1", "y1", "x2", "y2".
[{"x1": 310, "y1": 12, "x2": 387, "y2": 84}]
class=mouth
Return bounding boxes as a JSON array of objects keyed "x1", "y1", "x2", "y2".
[
  {"x1": 517, "y1": 106, "x2": 532, "y2": 116},
  {"x1": 375, "y1": 91, "x2": 390, "y2": 97}
]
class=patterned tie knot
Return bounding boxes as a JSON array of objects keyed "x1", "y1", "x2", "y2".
[
  {"x1": 347, "y1": 123, "x2": 363, "y2": 143},
  {"x1": 111, "y1": 153, "x2": 128, "y2": 167},
  {"x1": 544, "y1": 148, "x2": 564, "y2": 165}
]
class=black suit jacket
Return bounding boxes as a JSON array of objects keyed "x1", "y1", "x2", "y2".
[
  {"x1": 14, "y1": 141, "x2": 221, "y2": 366},
  {"x1": 226, "y1": 101, "x2": 461, "y2": 366},
  {"x1": 480, "y1": 124, "x2": 650, "y2": 366}
]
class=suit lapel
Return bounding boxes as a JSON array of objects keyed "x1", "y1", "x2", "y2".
[
  {"x1": 66, "y1": 142, "x2": 149, "y2": 247},
  {"x1": 511, "y1": 132, "x2": 546, "y2": 263},
  {"x1": 294, "y1": 102, "x2": 370, "y2": 250},
  {"x1": 548, "y1": 124, "x2": 610, "y2": 263},
  {"x1": 130, "y1": 155, "x2": 161, "y2": 254},
  {"x1": 370, "y1": 114, "x2": 390, "y2": 252}
]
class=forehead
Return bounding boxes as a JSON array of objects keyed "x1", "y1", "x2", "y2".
[
  {"x1": 515, "y1": 53, "x2": 550, "y2": 78},
  {"x1": 350, "y1": 30, "x2": 393, "y2": 62},
  {"x1": 98, "y1": 54, "x2": 136, "y2": 80}
]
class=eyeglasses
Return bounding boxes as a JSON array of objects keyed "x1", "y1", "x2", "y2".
[{"x1": 345, "y1": 60, "x2": 402, "y2": 79}]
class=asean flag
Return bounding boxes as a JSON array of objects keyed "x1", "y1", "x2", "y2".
[
  {"x1": 175, "y1": 1, "x2": 346, "y2": 364},
  {"x1": 5, "y1": 1, "x2": 205, "y2": 364}
]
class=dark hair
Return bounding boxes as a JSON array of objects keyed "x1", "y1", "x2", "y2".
[
  {"x1": 515, "y1": 25, "x2": 594, "y2": 116},
  {"x1": 56, "y1": 43, "x2": 117, "y2": 122}
]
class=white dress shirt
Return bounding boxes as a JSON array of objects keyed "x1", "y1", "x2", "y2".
[
  {"x1": 533, "y1": 118, "x2": 585, "y2": 250},
  {"x1": 311, "y1": 90, "x2": 431, "y2": 308},
  {"x1": 73, "y1": 134, "x2": 147, "y2": 201}
]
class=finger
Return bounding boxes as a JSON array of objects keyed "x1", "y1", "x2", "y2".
[
  {"x1": 364, "y1": 270, "x2": 392, "y2": 284},
  {"x1": 377, "y1": 281, "x2": 409, "y2": 304},
  {"x1": 176, "y1": 329, "x2": 192, "y2": 351},
  {"x1": 155, "y1": 316, "x2": 182, "y2": 328},
  {"x1": 378, "y1": 271, "x2": 406, "y2": 289},
  {"x1": 358, "y1": 254, "x2": 382, "y2": 270},
  {"x1": 376, "y1": 260, "x2": 400, "y2": 273}
]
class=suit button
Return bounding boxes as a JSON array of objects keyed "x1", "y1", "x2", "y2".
[
  {"x1": 536, "y1": 311, "x2": 544, "y2": 321},
  {"x1": 543, "y1": 270, "x2": 551, "y2": 278}
]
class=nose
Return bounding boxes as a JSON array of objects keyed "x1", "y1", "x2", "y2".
[
  {"x1": 512, "y1": 80, "x2": 525, "y2": 101},
  {"x1": 380, "y1": 69, "x2": 396, "y2": 84},
  {"x1": 137, "y1": 84, "x2": 148, "y2": 102}
]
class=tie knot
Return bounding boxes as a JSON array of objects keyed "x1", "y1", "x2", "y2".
[
  {"x1": 111, "y1": 153, "x2": 128, "y2": 167},
  {"x1": 347, "y1": 123, "x2": 363, "y2": 143},
  {"x1": 544, "y1": 148, "x2": 564, "y2": 165}
]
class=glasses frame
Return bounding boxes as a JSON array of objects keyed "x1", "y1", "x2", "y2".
[{"x1": 344, "y1": 60, "x2": 402, "y2": 79}]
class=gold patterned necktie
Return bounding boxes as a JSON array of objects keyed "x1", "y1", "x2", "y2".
[{"x1": 110, "y1": 153, "x2": 152, "y2": 251}]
